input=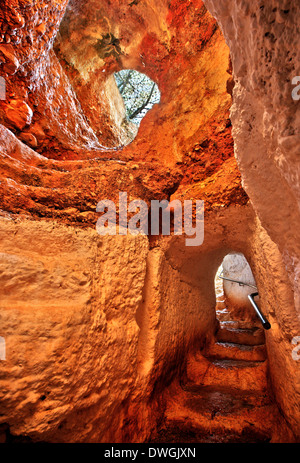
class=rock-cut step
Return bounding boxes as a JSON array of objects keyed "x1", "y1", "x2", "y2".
[
  {"x1": 216, "y1": 325, "x2": 265, "y2": 346},
  {"x1": 186, "y1": 353, "x2": 268, "y2": 392},
  {"x1": 206, "y1": 341, "x2": 267, "y2": 362},
  {"x1": 150, "y1": 382, "x2": 278, "y2": 443}
]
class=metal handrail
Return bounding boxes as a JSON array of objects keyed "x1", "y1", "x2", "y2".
[
  {"x1": 218, "y1": 272, "x2": 271, "y2": 330},
  {"x1": 218, "y1": 272, "x2": 257, "y2": 290},
  {"x1": 248, "y1": 292, "x2": 271, "y2": 330}
]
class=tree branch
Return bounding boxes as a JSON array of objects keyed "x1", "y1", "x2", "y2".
[{"x1": 128, "y1": 82, "x2": 156, "y2": 120}]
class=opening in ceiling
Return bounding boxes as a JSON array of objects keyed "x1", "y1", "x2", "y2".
[{"x1": 114, "y1": 69, "x2": 161, "y2": 128}]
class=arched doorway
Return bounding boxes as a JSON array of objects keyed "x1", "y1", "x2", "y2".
[{"x1": 215, "y1": 252, "x2": 270, "y2": 330}]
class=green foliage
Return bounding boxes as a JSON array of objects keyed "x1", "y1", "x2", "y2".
[{"x1": 114, "y1": 70, "x2": 160, "y2": 125}]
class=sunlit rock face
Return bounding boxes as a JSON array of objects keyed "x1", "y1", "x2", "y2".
[
  {"x1": 0, "y1": 0, "x2": 102, "y2": 154},
  {"x1": 0, "y1": 0, "x2": 299, "y2": 443}
]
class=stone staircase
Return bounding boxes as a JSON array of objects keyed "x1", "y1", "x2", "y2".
[{"x1": 150, "y1": 307, "x2": 289, "y2": 443}]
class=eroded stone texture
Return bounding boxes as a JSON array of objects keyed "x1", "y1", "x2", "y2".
[
  {"x1": 0, "y1": 0, "x2": 104, "y2": 154},
  {"x1": 0, "y1": 218, "x2": 149, "y2": 442},
  {"x1": 3, "y1": 98, "x2": 33, "y2": 130}
]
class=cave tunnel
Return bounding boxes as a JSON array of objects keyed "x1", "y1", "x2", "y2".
[{"x1": 0, "y1": 0, "x2": 299, "y2": 446}]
